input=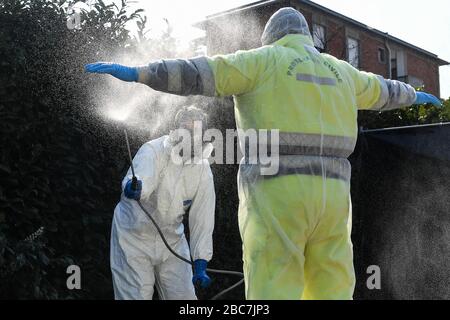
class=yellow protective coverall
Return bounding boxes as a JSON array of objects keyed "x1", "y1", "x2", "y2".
[
  {"x1": 204, "y1": 39, "x2": 414, "y2": 300},
  {"x1": 134, "y1": 8, "x2": 417, "y2": 300},
  {"x1": 208, "y1": 34, "x2": 375, "y2": 300}
]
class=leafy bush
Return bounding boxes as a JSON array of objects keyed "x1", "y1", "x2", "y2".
[
  {"x1": 0, "y1": 0, "x2": 144, "y2": 299},
  {"x1": 358, "y1": 96, "x2": 450, "y2": 130}
]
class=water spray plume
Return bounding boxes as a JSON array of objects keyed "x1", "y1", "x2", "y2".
[{"x1": 106, "y1": 107, "x2": 131, "y2": 122}]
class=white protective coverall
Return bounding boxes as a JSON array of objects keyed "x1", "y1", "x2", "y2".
[{"x1": 110, "y1": 135, "x2": 215, "y2": 300}]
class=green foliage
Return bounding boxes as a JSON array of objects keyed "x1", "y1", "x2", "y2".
[
  {"x1": 0, "y1": 0, "x2": 224, "y2": 300},
  {"x1": 359, "y1": 98, "x2": 450, "y2": 130},
  {"x1": 0, "y1": 0, "x2": 144, "y2": 299}
]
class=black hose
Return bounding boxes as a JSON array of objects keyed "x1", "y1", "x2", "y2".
[
  {"x1": 136, "y1": 200, "x2": 244, "y2": 300},
  {"x1": 211, "y1": 279, "x2": 245, "y2": 301}
]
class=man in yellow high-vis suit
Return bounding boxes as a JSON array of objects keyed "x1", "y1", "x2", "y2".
[{"x1": 86, "y1": 7, "x2": 442, "y2": 299}]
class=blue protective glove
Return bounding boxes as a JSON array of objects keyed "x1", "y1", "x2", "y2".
[
  {"x1": 414, "y1": 92, "x2": 443, "y2": 108},
  {"x1": 85, "y1": 62, "x2": 138, "y2": 82},
  {"x1": 192, "y1": 259, "x2": 211, "y2": 288},
  {"x1": 124, "y1": 179, "x2": 142, "y2": 200}
]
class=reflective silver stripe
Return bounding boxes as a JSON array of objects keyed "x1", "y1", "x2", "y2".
[
  {"x1": 165, "y1": 59, "x2": 182, "y2": 93},
  {"x1": 243, "y1": 132, "x2": 356, "y2": 158},
  {"x1": 297, "y1": 73, "x2": 337, "y2": 86},
  {"x1": 136, "y1": 65, "x2": 151, "y2": 84},
  {"x1": 276, "y1": 155, "x2": 351, "y2": 181},
  {"x1": 240, "y1": 156, "x2": 351, "y2": 182},
  {"x1": 380, "y1": 79, "x2": 416, "y2": 111},
  {"x1": 370, "y1": 75, "x2": 390, "y2": 111},
  {"x1": 278, "y1": 132, "x2": 356, "y2": 158},
  {"x1": 190, "y1": 57, "x2": 216, "y2": 97}
]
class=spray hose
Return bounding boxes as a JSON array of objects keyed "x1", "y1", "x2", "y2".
[
  {"x1": 135, "y1": 200, "x2": 244, "y2": 300},
  {"x1": 124, "y1": 130, "x2": 244, "y2": 300}
]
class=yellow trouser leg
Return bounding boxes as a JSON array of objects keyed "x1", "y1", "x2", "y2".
[
  {"x1": 302, "y1": 179, "x2": 355, "y2": 300},
  {"x1": 239, "y1": 175, "x2": 316, "y2": 299},
  {"x1": 238, "y1": 174, "x2": 355, "y2": 300}
]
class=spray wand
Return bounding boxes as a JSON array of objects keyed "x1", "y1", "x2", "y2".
[
  {"x1": 124, "y1": 129, "x2": 139, "y2": 191},
  {"x1": 123, "y1": 129, "x2": 244, "y2": 300}
]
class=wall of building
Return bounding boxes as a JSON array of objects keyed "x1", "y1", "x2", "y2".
[
  {"x1": 407, "y1": 52, "x2": 441, "y2": 96},
  {"x1": 359, "y1": 33, "x2": 389, "y2": 77},
  {"x1": 322, "y1": 19, "x2": 347, "y2": 60}
]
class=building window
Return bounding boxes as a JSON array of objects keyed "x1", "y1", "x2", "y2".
[
  {"x1": 378, "y1": 48, "x2": 386, "y2": 63},
  {"x1": 408, "y1": 76, "x2": 424, "y2": 89},
  {"x1": 389, "y1": 50, "x2": 407, "y2": 80},
  {"x1": 391, "y1": 58, "x2": 398, "y2": 79},
  {"x1": 313, "y1": 24, "x2": 326, "y2": 52},
  {"x1": 347, "y1": 37, "x2": 360, "y2": 68}
]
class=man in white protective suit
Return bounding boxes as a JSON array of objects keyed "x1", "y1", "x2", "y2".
[{"x1": 110, "y1": 106, "x2": 216, "y2": 300}]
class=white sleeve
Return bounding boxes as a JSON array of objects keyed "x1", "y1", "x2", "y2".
[
  {"x1": 373, "y1": 77, "x2": 417, "y2": 111},
  {"x1": 188, "y1": 162, "x2": 216, "y2": 262},
  {"x1": 121, "y1": 143, "x2": 159, "y2": 200}
]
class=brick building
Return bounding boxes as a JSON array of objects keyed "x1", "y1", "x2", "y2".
[{"x1": 195, "y1": 0, "x2": 448, "y2": 97}]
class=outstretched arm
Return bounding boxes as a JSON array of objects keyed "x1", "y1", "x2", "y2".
[
  {"x1": 85, "y1": 58, "x2": 215, "y2": 96},
  {"x1": 372, "y1": 77, "x2": 442, "y2": 110},
  {"x1": 85, "y1": 48, "x2": 269, "y2": 97},
  {"x1": 136, "y1": 57, "x2": 217, "y2": 96},
  {"x1": 339, "y1": 59, "x2": 442, "y2": 111}
]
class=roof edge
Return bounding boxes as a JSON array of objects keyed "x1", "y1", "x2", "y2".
[
  {"x1": 297, "y1": 0, "x2": 449, "y2": 64},
  {"x1": 193, "y1": 0, "x2": 449, "y2": 64}
]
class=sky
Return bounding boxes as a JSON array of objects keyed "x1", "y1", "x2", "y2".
[{"x1": 122, "y1": 0, "x2": 450, "y2": 98}]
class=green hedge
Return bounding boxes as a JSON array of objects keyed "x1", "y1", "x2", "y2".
[{"x1": 0, "y1": 0, "x2": 143, "y2": 299}]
